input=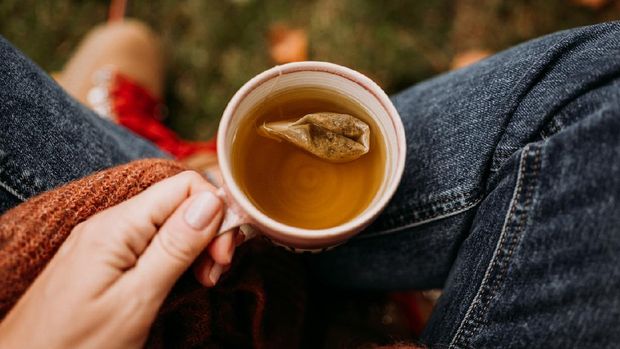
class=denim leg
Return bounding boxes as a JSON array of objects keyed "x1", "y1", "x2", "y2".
[
  {"x1": 310, "y1": 22, "x2": 620, "y2": 348},
  {"x1": 0, "y1": 36, "x2": 167, "y2": 213},
  {"x1": 435, "y1": 85, "x2": 620, "y2": 348}
]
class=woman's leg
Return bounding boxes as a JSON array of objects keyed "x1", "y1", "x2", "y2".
[
  {"x1": 56, "y1": 19, "x2": 164, "y2": 105},
  {"x1": 310, "y1": 22, "x2": 620, "y2": 348},
  {"x1": 0, "y1": 34, "x2": 166, "y2": 213}
]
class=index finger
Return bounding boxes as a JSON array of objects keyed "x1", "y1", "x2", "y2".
[
  {"x1": 96, "y1": 171, "x2": 218, "y2": 258},
  {"x1": 114, "y1": 170, "x2": 215, "y2": 225}
]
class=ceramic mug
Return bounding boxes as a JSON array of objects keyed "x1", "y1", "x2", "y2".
[{"x1": 214, "y1": 61, "x2": 406, "y2": 252}]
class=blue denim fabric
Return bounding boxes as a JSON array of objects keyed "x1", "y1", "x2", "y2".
[
  {"x1": 1, "y1": 21, "x2": 620, "y2": 348},
  {"x1": 0, "y1": 36, "x2": 166, "y2": 213},
  {"x1": 310, "y1": 22, "x2": 620, "y2": 348}
]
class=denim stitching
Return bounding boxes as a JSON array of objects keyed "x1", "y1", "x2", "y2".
[
  {"x1": 0, "y1": 154, "x2": 29, "y2": 201},
  {"x1": 357, "y1": 196, "x2": 482, "y2": 240},
  {"x1": 372, "y1": 186, "x2": 480, "y2": 223},
  {"x1": 408, "y1": 193, "x2": 480, "y2": 221},
  {"x1": 487, "y1": 40, "x2": 561, "y2": 170},
  {"x1": 0, "y1": 179, "x2": 26, "y2": 201},
  {"x1": 488, "y1": 26, "x2": 604, "y2": 174},
  {"x1": 358, "y1": 188, "x2": 482, "y2": 239},
  {"x1": 449, "y1": 147, "x2": 528, "y2": 348},
  {"x1": 405, "y1": 188, "x2": 480, "y2": 211},
  {"x1": 449, "y1": 144, "x2": 542, "y2": 348},
  {"x1": 491, "y1": 27, "x2": 614, "y2": 172},
  {"x1": 464, "y1": 146, "x2": 540, "y2": 346},
  {"x1": 0, "y1": 158, "x2": 43, "y2": 198}
]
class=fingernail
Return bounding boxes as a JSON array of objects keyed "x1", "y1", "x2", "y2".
[
  {"x1": 198, "y1": 258, "x2": 214, "y2": 283},
  {"x1": 209, "y1": 263, "x2": 224, "y2": 285},
  {"x1": 184, "y1": 191, "x2": 221, "y2": 230},
  {"x1": 225, "y1": 236, "x2": 236, "y2": 264}
]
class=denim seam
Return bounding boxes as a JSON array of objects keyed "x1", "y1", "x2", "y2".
[
  {"x1": 449, "y1": 144, "x2": 542, "y2": 349},
  {"x1": 0, "y1": 179, "x2": 26, "y2": 201},
  {"x1": 0, "y1": 156, "x2": 46, "y2": 199},
  {"x1": 0, "y1": 153, "x2": 29, "y2": 202},
  {"x1": 488, "y1": 43, "x2": 557, "y2": 170},
  {"x1": 355, "y1": 196, "x2": 482, "y2": 240},
  {"x1": 539, "y1": 74, "x2": 620, "y2": 143},
  {"x1": 489, "y1": 28, "x2": 598, "y2": 172},
  {"x1": 492, "y1": 27, "x2": 615, "y2": 172},
  {"x1": 405, "y1": 188, "x2": 480, "y2": 212}
]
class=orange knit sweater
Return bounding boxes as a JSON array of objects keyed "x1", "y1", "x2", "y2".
[
  {"x1": 0, "y1": 159, "x2": 306, "y2": 348},
  {"x1": 0, "y1": 158, "x2": 418, "y2": 348}
]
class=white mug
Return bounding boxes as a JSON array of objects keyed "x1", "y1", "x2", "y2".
[{"x1": 215, "y1": 61, "x2": 406, "y2": 252}]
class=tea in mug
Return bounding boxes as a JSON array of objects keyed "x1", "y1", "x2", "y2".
[{"x1": 232, "y1": 88, "x2": 385, "y2": 229}]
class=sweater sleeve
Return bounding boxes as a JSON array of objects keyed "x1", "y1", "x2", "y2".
[{"x1": 0, "y1": 158, "x2": 185, "y2": 319}]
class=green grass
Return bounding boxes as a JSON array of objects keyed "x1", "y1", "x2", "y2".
[{"x1": 2, "y1": 0, "x2": 619, "y2": 140}]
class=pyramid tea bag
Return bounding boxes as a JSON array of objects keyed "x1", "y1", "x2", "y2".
[
  {"x1": 258, "y1": 112, "x2": 370, "y2": 162},
  {"x1": 233, "y1": 91, "x2": 386, "y2": 230}
]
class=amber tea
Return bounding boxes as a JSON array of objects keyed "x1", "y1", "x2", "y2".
[{"x1": 232, "y1": 88, "x2": 386, "y2": 229}]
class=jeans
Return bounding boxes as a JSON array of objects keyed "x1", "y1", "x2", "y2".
[
  {"x1": 0, "y1": 36, "x2": 166, "y2": 213},
  {"x1": 1, "y1": 22, "x2": 619, "y2": 348}
]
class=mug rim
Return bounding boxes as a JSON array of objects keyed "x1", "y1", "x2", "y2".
[{"x1": 217, "y1": 61, "x2": 406, "y2": 240}]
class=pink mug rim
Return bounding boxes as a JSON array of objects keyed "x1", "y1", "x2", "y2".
[{"x1": 217, "y1": 61, "x2": 406, "y2": 241}]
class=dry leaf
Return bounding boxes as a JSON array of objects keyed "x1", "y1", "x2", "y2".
[
  {"x1": 451, "y1": 49, "x2": 493, "y2": 70},
  {"x1": 268, "y1": 24, "x2": 308, "y2": 64},
  {"x1": 572, "y1": 0, "x2": 609, "y2": 9}
]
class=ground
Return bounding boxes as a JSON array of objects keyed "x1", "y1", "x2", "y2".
[{"x1": 2, "y1": 0, "x2": 619, "y2": 140}]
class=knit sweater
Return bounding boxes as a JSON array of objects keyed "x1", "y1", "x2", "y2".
[
  {"x1": 0, "y1": 158, "x2": 418, "y2": 348},
  {"x1": 0, "y1": 159, "x2": 306, "y2": 348}
]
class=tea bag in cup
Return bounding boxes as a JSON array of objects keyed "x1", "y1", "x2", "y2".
[{"x1": 258, "y1": 112, "x2": 370, "y2": 162}]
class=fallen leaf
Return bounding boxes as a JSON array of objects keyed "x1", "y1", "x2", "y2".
[
  {"x1": 268, "y1": 24, "x2": 308, "y2": 63},
  {"x1": 571, "y1": 0, "x2": 609, "y2": 9},
  {"x1": 451, "y1": 49, "x2": 493, "y2": 70}
]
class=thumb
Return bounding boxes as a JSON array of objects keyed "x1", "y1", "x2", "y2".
[{"x1": 127, "y1": 190, "x2": 223, "y2": 297}]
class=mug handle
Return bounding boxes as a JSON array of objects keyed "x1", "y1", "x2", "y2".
[{"x1": 215, "y1": 186, "x2": 258, "y2": 243}]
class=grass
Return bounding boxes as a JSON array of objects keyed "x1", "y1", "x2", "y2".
[{"x1": 1, "y1": 0, "x2": 619, "y2": 140}]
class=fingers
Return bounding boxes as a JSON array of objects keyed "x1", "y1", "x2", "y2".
[
  {"x1": 111, "y1": 170, "x2": 216, "y2": 233},
  {"x1": 193, "y1": 258, "x2": 231, "y2": 288},
  {"x1": 208, "y1": 230, "x2": 236, "y2": 265},
  {"x1": 85, "y1": 171, "x2": 216, "y2": 267},
  {"x1": 192, "y1": 230, "x2": 237, "y2": 287},
  {"x1": 193, "y1": 252, "x2": 218, "y2": 287},
  {"x1": 71, "y1": 170, "x2": 237, "y2": 300},
  {"x1": 128, "y1": 191, "x2": 223, "y2": 297}
]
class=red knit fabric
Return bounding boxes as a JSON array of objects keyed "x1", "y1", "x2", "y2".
[
  {"x1": 0, "y1": 159, "x2": 186, "y2": 317},
  {"x1": 109, "y1": 74, "x2": 217, "y2": 159},
  {"x1": 0, "y1": 159, "x2": 306, "y2": 348}
]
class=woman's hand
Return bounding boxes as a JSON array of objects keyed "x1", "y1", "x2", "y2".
[{"x1": 0, "y1": 171, "x2": 235, "y2": 349}]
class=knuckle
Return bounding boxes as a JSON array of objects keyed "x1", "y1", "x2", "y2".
[
  {"x1": 178, "y1": 170, "x2": 204, "y2": 185},
  {"x1": 73, "y1": 221, "x2": 87, "y2": 233},
  {"x1": 155, "y1": 229, "x2": 196, "y2": 264},
  {"x1": 77, "y1": 213, "x2": 140, "y2": 253},
  {"x1": 69, "y1": 216, "x2": 100, "y2": 245}
]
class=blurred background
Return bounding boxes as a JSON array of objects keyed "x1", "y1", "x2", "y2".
[{"x1": 2, "y1": 0, "x2": 619, "y2": 141}]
